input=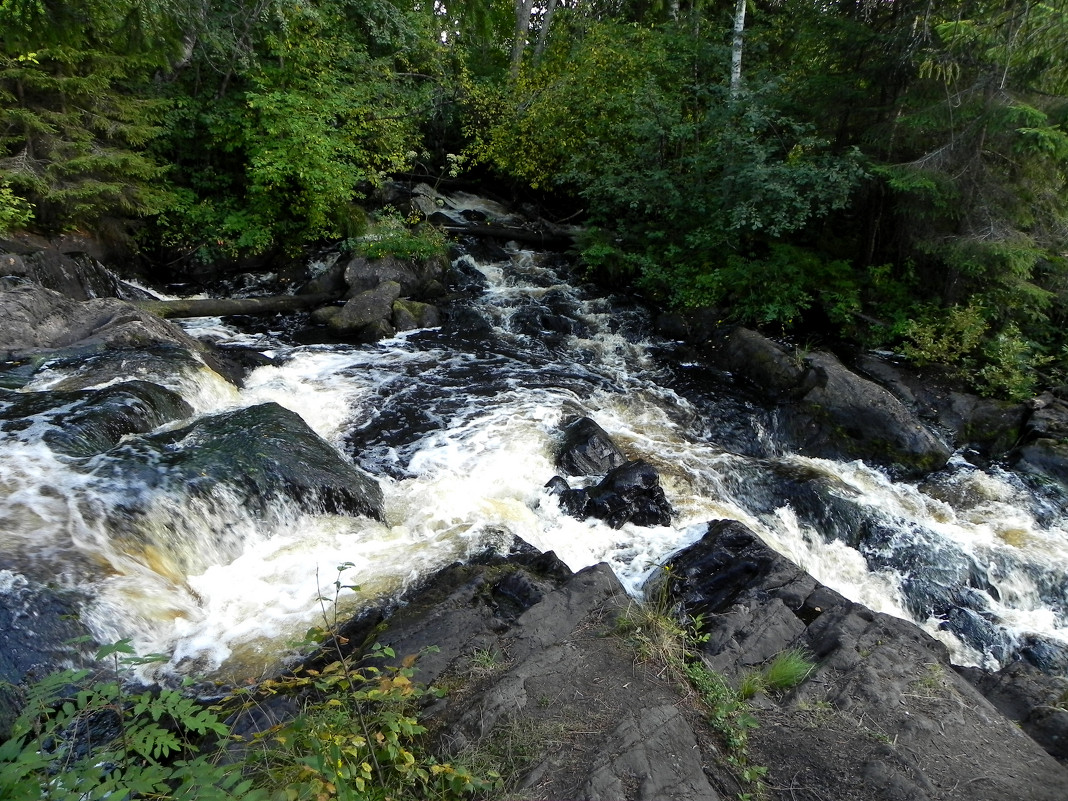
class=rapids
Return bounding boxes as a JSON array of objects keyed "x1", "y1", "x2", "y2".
[{"x1": 3, "y1": 209, "x2": 1067, "y2": 682}]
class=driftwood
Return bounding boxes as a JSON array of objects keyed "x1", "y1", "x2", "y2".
[
  {"x1": 134, "y1": 293, "x2": 335, "y2": 319},
  {"x1": 442, "y1": 224, "x2": 575, "y2": 249}
]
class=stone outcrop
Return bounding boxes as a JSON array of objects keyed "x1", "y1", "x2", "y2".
[
  {"x1": 325, "y1": 522, "x2": 1068, "y2": 801},
  {"x1": 546, "y1": 460, "x2": 674, "y2": 528},
  {"x1": 546, "y1": 417, "x2": 674, "y2": 528},
  {"x1": 704, "y1": 327, "x2": 952, "y2": 475},
  {"x1": 554, "y1": 416, "x2": 628, "y2": 476},
  {"x1": 653, "y1": 519, "x2": 1068, "y2": 800}
]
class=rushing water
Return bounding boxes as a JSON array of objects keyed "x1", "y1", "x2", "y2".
[{"x1": 3, "y1": 202, "x2": 1068, "y2": 682}]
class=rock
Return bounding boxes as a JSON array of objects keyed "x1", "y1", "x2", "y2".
[
  {"x1": 360, "y1": 544, "x2": 724, "y2": 801},
  {"x1": 391, "y1": 298, "x2": 441, "y2": 331},
  {"x1": 855, "y1": 354, "x2": 1029, "y2": 459},
  {"x1": 0, "y1": 380, "x2": 192, "y2": 457},
  {"x1": 547, "y1": 459, "x2": 673, "y2": 528},
  {"x1": 77, "y1": 402, "x2": 384, "y2": 575},
  {"x1": 1010, "y1": 395, "x2": 1068, "y2": 487},
  {"x1": 329, "y1": 280, "x2": 402, "y2": 340},
  {"x1": 793, "y1": 351, "x2": 952, "y2": 474},
  {"x1": 93, "y1": 401, "x2": 383, "y2": 522},
  {"x1": 710, "y1": 326, "x2": 806, "y2": 398},
  {"x1": 653, "y1": 519, "x2": 1068, "y2": 799},
  {"x1": 555, "y1": 416, "x2": 628, "y2": 476},
  {"x1": 706, "y1": 328, "x2": 951, "y2": 475},
  {"x1": 0, "y1": 282, "x2": 208, "y2": 357},
  {"x1": 0, "y1": 240, "x2": 132, "y2": 301},
  {"x1": 957, "y1": 660, "x2": 1068, "y2": 762},
  {"x1": 0, "y1": 575, "x2": 97, "y2": 741},
  {"x1": 343, "y1": 255, "x2": 447, "y2": 299}
]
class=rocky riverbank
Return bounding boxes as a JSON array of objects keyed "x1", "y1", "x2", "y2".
[{"x1": 342, "y1": 520, "x2": 1068, "y2": 801}]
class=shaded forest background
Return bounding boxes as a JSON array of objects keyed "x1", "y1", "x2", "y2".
[{"x1": 2, "y1": 0, "x2": 1068, "y2": 399}]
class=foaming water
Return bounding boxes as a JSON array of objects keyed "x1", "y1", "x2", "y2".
[{"x1": 4, "y1": 230, "x2": 1068, "y2": 679}]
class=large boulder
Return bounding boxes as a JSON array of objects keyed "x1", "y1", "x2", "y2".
[
  {"x1": 327, "y1": 280, "x2": 403, "y2": 341},
  {"x1": 707, "y1": 328, "x2": 951, "y2": 475},
  {"x1": 652, "y1": 519, "x2": 1068, "y2": 798},
  {"x1": 1010, "y1": 393, "x2": 1068, "y2": 487},
  {"x1": 343, "y1": 254, "x2": 448, "y2": 299},
  {"x1": 0, "y1": 281, "x2": 205, "y2": 356},
  {"x1": 92, "y1": 401, "x2": 383, "y2": 522}
]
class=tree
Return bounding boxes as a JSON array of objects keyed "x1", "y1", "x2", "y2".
[{"x1": 0, "y1": 0, "x2": 187, "y2": 231}]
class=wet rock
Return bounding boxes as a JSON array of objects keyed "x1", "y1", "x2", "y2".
[
  {"x1": 555, "y1": 416, "x2": 627, "y2": 476},
  {"x1": 705, "y1": 328, "x2": 951, "y2": 475},
  {"x1": 329, "y1": 280, "x2": 402, "y2": 340},
  {"x1": 0, "y1": 282, "x2": 209, "y2": 358},
  {"x1": 0, "y1": 240, "x2": 133, "y2": 301},
  {"x1": 392, "y1": 298, "x2": 441, "y2": 331},
  {"x1": 0, "y1": 380, "x2": 192, "y2": 457},
  {"x1": 0, "y1": 575, "x2": 96, "y2": 741},
  {"x1": 93, "y1": 401, "x2": 383, "y2": 523},
  {"x1": 547, "y1": 460, "x2": 673, "y2": 528}
]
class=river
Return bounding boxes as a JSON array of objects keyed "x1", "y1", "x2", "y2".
[{"x1": 2, "y1": 192, "x2": 1067, "y2": 683}]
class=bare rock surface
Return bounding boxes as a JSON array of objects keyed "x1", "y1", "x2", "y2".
[
  {"x1": 703, "y1": 327, "x2": 951, "y2": 475},
  {"x1": 658, "y1": 520, "x2": 1068, "y2": 801},
  {"x1": 354, "y1": 523, "x2": 1068, "y2": 801}
]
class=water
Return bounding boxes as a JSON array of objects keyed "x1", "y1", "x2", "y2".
[{"x1": 3, "y1": 217, "x2": 1068, "y2": 682}]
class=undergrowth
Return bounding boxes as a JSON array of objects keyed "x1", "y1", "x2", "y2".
[
  {"x1": 619, "y1": 569, "x2": 817, "y2": 800},
  {"x1": 0, "y1": 564, "x2": 495, "y2": 801}
]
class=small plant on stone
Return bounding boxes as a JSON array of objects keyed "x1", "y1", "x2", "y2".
[{"x1": 760, "y1": 648, "x2": 816, "y2": 693}]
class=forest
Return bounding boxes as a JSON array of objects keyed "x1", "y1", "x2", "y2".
[{"x1": 2, "y1": 0, "x2": 1068, "y2": 399}]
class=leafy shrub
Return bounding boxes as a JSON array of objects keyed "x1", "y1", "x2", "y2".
[
  {"x1": 0, "y1": 180, "x2": 32, "y2": 234},
  {"x1": 0, "y1": 640, "x2": 258, "y2": 801},
  {"x1": 346, "y1": 209, "x2": 448, "y2": 261}
]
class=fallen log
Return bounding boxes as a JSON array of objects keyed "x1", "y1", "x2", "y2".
[
  {"x1": 134, "y1": 293, "x2": 335, "y2": 319},
  {"x1": 442, "y1": 224, "x2": 575, "y2": 249}
]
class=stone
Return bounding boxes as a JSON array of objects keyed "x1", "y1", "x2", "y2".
[
  {"x1": 391, "y1": 298, "x2": 441, "y2": 331},
  {"x1": 547, "y1": 460, "x2": 673, "y2": 529},
  {"x1": 555, "y1": 416, "x2": 628, "y2": 476}
]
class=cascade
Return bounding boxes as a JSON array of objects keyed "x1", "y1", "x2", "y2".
[{"x1": 2, "y1": 196, "x2": 1067, "y2": 683}]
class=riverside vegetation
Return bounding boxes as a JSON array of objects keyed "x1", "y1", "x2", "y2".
[
  {"x1": 3, "y1": 1, "x2": 1068, "y2": 399},
  {"x1": 0, "y1": 570, "x2": 800, "y2": 801}
]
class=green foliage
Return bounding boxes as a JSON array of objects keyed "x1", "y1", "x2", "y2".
[
  {"x1": 0, "y1": 0, "x2": 182, "y2": 231},
  {"x1": 236, "y1": 647, "x2": 493, "y2": 801},
  {"x1": 755, "y1": 648, "x2": 816, "y2": 694},
  {"x1": 0, "y1": 566, "x2": 492, "y2": 801},
  {"x1": 346, "y1": 209, "x2": 448, "y2": 261},
  {"x1": 0, "y1": 179, "x2": 32, "y2": 233},
  {"x1": 154, "y1": 0, "x2": 437, "y2": 259},
  {"x1": 0, "y1": 640, "x2": 258, "y2": 801}
]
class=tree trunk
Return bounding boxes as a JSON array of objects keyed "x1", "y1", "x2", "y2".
[
  {"x1": 134, "y1": 293, "x2": 335, "y2": 319},
  {"x1": 730, "y1": 0, "x2": 747, "y2": 98},
  {"x1": 511, "y1": 0, "x2": 535, "y2": 77},
  {"x1": 534, "y1": 0, "x2": 559, "y2": 61}
]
